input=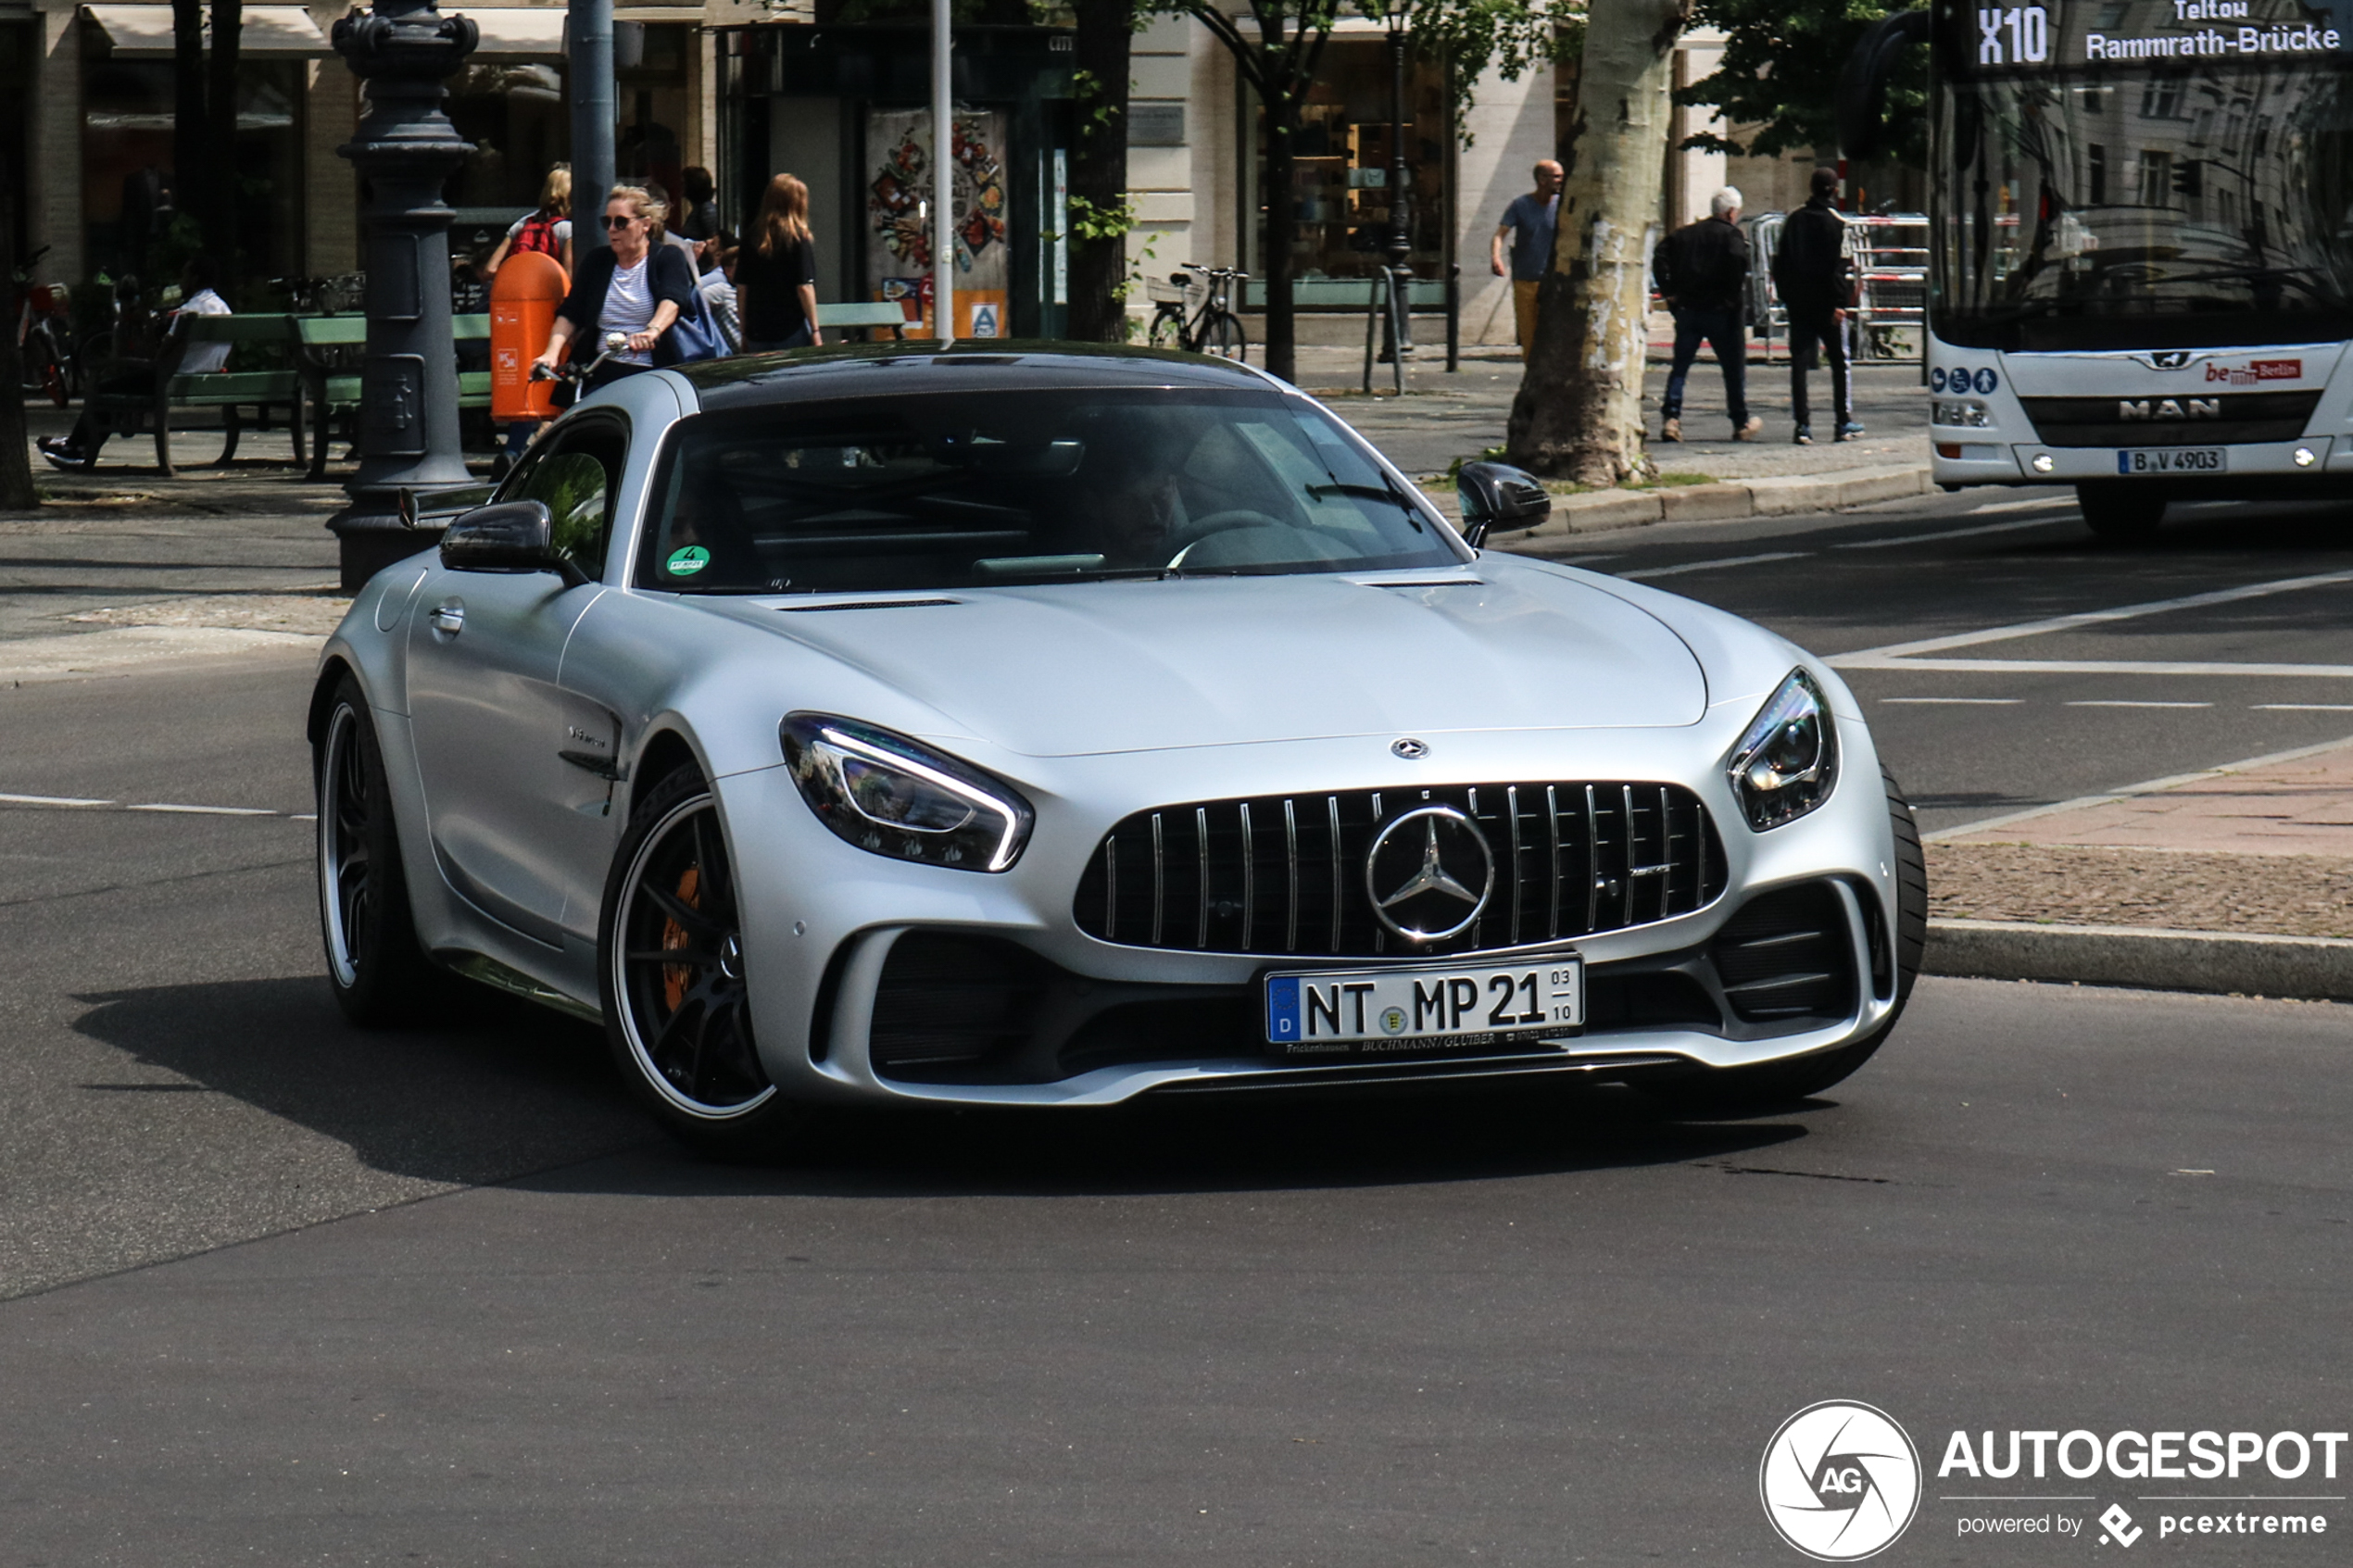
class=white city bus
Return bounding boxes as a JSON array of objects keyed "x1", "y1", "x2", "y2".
[{"x1": 1850, "y1": 0, "x2": 2353, "y2": 536}]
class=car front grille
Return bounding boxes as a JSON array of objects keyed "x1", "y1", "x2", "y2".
[
  {"x1": 1072, "y1": 783, "x2": 1728, "y2": 960},
  {"x1": 2018, "y1": 390, "x2": 2320, "y2": 447}
]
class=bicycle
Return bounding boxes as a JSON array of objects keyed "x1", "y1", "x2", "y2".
[
  {"x1": 14, "y1": 247, "x2": 77, "y2": 406},
  {"x1": 1146, "y1": 264, "x2": 1248, "y2": 362}
]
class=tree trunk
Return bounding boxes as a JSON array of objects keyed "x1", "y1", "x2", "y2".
[
  {"x1": 1261, "y1": 83, "x2": 1298, "y2": 384},
  {"x1": 1506, "y1": 0, "x2": 1685, "y2": 486},
  {"x1": 206, "y1": 0, "x2": 242, "y2": 272},
  {"x1": 1066, "y1": 0, "x2": 1132, "y2": 343},
  {"x1": 172, "y1": 0, "x2": 208, "y2": 257},
  {"x1": 0, "y1": 183, "x2": 37, "y2": 509}
]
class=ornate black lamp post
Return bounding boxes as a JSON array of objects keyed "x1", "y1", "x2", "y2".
[{"x1": 327, "y1": 0, "x2": 482, "y2": 590}]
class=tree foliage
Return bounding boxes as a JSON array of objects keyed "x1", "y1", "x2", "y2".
[{"x1": 1677, "y1": 0, "x2": 1926, "y2": 165}]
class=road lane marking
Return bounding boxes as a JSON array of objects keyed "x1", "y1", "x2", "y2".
[
  {"x1": 2065, "y1": 699, "x2": 2213, "y2": 709},
  {"x1": 1620, "y1": 551, "x2": 1812, "y2": 580},
  {"x1": 1879, "y1": 696, "x2": 2024, "y2": 705},
  {"x1": 1967, "y1": 495, "x2": 2074, "y2": 513},
  {"x1": 1833, "y1": 518, "x2": 2065, "y2": 549},
  {"x1": 0, "y1": 795, "x2": 300, "y2": 818},
  {"x1": 2255, "y1": 703, "x2": 2353, "y2": 710},
  {"x1": 1920, "y1": 730, "x2": 2353, "y2": 840},
  {"x1": 1837, "y1": 657, "x2": 2353, "y2": 677},
  {"x1": 1830, "y1": 568, "x2": 2353, "y2": 662},
  {"x1": 127, "y1": 803, "x2": 283, "y2": 816}
]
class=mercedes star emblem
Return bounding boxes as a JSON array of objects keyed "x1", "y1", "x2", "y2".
[
  {"x1": 1363, "y1": 805, "x2": 1493, "y2": 942},
  {"x1": 1391, "y1": 737, "x2": 1428, "y2": 759}
]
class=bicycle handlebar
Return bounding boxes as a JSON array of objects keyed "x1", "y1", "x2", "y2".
[{"x1": 531, "y1": 331, "x2": 631, "y2": 385}]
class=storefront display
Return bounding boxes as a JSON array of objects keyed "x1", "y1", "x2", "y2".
[{"x1": 1247, "y1": 40, "x2": 1450, "y2": 286}]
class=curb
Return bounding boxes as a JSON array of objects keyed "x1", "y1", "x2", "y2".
[
  {"x1": 1506, "y1": 463, "x2": 1932, "y2": 540},
  {"x1": 1925, "y1": 918, "x2": 2353, "y2": 1002}
]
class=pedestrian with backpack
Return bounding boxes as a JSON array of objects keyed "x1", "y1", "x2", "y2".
[
  {"x1": 1652, "y1": 187, "x2": 1762, "y2": 444},
  {"x1": 1773, "y1": 168, "x2": 1865, "y2": 445},
  {"x1": 484, "y1": 166, "x2": 574, "y2": 279}
]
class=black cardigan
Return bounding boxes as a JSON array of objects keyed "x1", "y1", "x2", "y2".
[{"x1": 556, "y1": 244, "x2": 699, "y2": 367}]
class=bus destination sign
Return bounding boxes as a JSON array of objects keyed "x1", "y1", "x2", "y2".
[{"x1": 1965, "y1": 0, "x2": 2351, "y2": 66}]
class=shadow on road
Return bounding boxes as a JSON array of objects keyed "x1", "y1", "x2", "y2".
[{"x1": 69, "y1": 974, "x2": 1815, "y2": 1200}]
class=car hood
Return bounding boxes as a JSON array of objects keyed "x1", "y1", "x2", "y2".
[{"x1": 737, "y1": 564, "x2": 1707, "y2": 758}]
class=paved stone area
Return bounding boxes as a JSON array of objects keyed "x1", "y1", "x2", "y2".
[{"x1": 1930, "y1": 738, "x2": 2353, "y2": 938}]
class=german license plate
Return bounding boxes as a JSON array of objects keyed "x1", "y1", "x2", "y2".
[
  {"x1": 2118, "y1": 446, "x2": 2225, "y2": 474},
  {"x1": 1264, "y1": 957, "x2": 1583, "y2": 1054}
]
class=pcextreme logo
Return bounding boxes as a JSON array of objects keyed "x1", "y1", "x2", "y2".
[{"x1": 1760, "y1": 1401, "x2": 1924, "y2": 1561}]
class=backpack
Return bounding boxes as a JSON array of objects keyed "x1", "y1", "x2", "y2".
[{"x1": 512, "y1": 211, "x2": 563, "y2": 257}]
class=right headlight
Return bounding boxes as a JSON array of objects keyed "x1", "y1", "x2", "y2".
[
  {"x1": 1726, "y1": 669, "x2": 1839, "y2": 832},
  {"x1": 779, "y1": 713, "x2": 1034, "y2": 872}
]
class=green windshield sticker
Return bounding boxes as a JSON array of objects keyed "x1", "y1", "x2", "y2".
[{"x1": 666, "y1": 545, "x2": 711, "y2": 577}]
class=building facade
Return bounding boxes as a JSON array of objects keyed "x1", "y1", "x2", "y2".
[{"x1": 0, "y1": 3, "x2": 1853, "y2": 348}]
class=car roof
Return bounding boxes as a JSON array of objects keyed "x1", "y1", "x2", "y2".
[{"x1": 673, "y1": 341, "x2": 1277, "y2": 413}]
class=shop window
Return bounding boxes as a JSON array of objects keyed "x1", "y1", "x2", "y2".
[
  {"x1": 1243, "y1": 40, "x2": 1448, "y2": 285},
  {"x1": 447, "y1": 61, "x2": 570, "y2": 213},
  {"x1": 81, "y1": 56, "x2": 303, "y2": 285}
]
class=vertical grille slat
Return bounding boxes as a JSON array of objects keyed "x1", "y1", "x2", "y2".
[{"x1": 1077, "y1": 782, "x2": 1724, "y2": 959}]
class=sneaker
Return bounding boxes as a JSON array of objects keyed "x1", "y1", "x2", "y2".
[
  {"x1": 1658, "y1": 418, "x2": 1681, "y2": 443},
  {"x1": 1734, "y1": 417, "x2": 1764, "y2": 442},
  {"x1": 37, "y1": 437, "x2": 92, "y2": 473},
  {"x1": 1835, "y1": 420, "x2": 1867, "y2": 442},
  {"x1": 1793, "y1": 425, "x2": 1814, "y2": 446}
]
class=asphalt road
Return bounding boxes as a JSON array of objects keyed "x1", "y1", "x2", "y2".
[
  {"x1": 1508, "y1": 487, "x2": 2353, "y2": 834},
  {"x1": 4, "y1": 479, "x2": 2351, "y2": 1562}
]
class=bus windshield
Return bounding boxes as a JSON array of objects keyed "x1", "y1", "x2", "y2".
[{"x1": 1933, "y1": 0, "x2": 2353, "y2": 349}]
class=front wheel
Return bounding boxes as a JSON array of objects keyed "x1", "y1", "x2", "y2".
[
  {"x1": 1201, "y1": 311, "x2": 1247, "y2": 363},
  {"x1": 2076, "y1": 482, "x2": 2167, "y2": 542},
  {"x1": 316, "y1": 676, "x2": 439, "y2": 1024},
  {"x1": 598, "y1": 767, "x2": 807, "y2": 1157}
]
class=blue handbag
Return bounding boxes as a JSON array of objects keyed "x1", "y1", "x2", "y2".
[{"x1": 668, "y1": 280, "x2": 731, "y2": 363}]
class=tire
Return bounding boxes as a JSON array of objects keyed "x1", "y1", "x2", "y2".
[
  {"x1": 598, "y1": 767, "x2": 808, "y2": 1157},
  {"x1": 1147, "y1": 307, "x2": 1185, "y2": 353},
  {"x1": 1644, "y1": 765, "x2": 1928, "y2": 1113},
  {"x1": 1202, "y1": 311, "x2": 1247, "y2": 363},
  {"x1": 315, "y1": 676, "x2": 440, "y2": 1024},
  {"x1": 2075, "y1": 482, "x2": 2167, "y2": 542}
]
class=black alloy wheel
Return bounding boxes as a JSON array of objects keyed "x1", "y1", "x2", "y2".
[
  {"x1": 599, "y1": 768, "x2": 805, "y2": 1154},
  {"x1": 315, "y1": 674, "x2": 437, "y2": 1024},
  {"x1": 1644, "y1": 763, "x2": 1928, "y2": 1113}
]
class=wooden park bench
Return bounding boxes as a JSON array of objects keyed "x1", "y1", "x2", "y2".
[
  {"x1": 81, "y1": 313, "x2": 308, "y2": 478},
  {"x1": 296, "y1": 313, "x2": 494, "y2": 482},
  {"x1": 813, "y1": 302, "x2": 912, "y2": 342}
]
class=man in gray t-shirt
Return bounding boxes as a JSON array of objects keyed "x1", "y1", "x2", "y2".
[{"x1": 1490, "y1": 161, "x2": 1562, "y2": 359}]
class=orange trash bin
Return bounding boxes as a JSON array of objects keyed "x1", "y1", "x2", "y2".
[{"x1": 490, "y1": 250, "x2": 570, "y2": 423}]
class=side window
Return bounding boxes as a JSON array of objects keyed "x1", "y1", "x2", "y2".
[{"x1": 512, "y1": 421, "x2": 628, "y2": 579}]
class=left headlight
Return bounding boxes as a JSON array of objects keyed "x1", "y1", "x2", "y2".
[
  {"x1": 1725, "y1": 669, "x2": 1839, "y2": 832},
  {"x1": 780, "y1": 713, "x2": 1034, "y2": 872}
]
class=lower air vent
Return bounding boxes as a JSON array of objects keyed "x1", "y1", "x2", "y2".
[
  {"x1": 869, "y1": 932, "x2": 1051, "y2": 1083},
  {"x1": 1709, "y1": 883, "x2": 1856, "y2": 1024}
]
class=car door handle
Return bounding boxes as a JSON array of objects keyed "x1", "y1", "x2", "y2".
[{"x1": 429, "y1": 604, "x2": 465, "y2": 635}]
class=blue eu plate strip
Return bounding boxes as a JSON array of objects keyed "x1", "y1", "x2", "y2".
[{"x1": 1265, "y1": 976, "x2": 1301, "y2": 1043}]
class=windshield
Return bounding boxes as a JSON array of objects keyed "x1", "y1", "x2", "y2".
[
  {"x1": 1933, "y1": 0, "x2": 2353, "y2": 349},
  {"x1": 635, "y1": 388, "x2": 1464, "y2": 595}
]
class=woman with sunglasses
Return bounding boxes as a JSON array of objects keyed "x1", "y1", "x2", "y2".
[{"x1": 534, "y1": 185, "x2": 698, "y2": 393}]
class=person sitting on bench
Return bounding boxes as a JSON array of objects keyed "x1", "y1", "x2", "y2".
[{"x1": 40, "y1": 257, "x2": 232, "y2": 472}]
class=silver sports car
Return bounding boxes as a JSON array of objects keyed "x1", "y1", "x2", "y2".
[{"x1": 311, "y1": 345, "x2": 1926, "y2": 1154}]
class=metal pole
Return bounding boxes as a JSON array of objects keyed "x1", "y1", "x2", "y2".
[
  {"x1": 326, "y1": 0, "x2": 480, "y2": 589},
  {"x1": 569, "y1": 0, "x2": 615, "y2": 221},
  {"x1": 933, "y1": 0, "x2": 954, "y2": 345}
]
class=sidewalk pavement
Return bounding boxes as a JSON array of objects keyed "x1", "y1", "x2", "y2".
[{"x1": 1922, "y1": 737, "x2": 2353, "y2": 1000}]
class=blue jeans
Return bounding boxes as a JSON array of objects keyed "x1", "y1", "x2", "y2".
[{"x1": 1660, "y1": 306, "x2": 1749, "y2": 429}]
